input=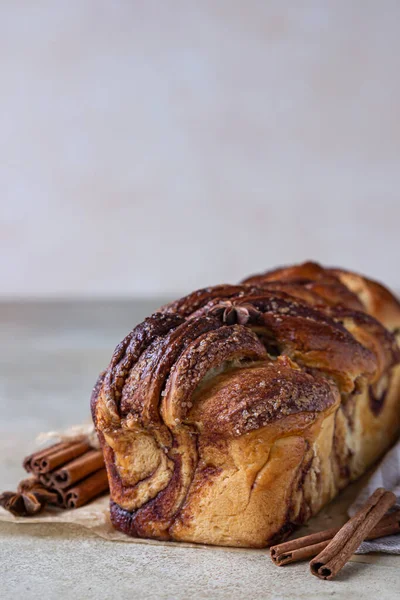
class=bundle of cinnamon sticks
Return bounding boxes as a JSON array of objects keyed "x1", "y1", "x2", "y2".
[
  {"x1": 0, "y1": 439, "x2": 109, "y2": 516},
  {"x1": 270, "y1": 487, "x2": 399, "y2": 580}
]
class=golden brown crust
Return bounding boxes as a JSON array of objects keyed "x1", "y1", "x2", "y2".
[
  {"x1": 189, "y1": 357, "x2": 339, "y2": 437},
  {"x1": 243, "y1": 262, "x2": 365, "y2": 311},
  {"x1": 329, "y1": 267, "x2": 400, "y2": 331},
  {"x1": 229, "y1": 294, "x2": 378, "y2": 391},
  {"x1": 161, "y1": 325, "x2": 267, "y2": 428},
  {"x1": 93, "y1": 261, "x2": 400, "y2": 547},
  {"x1": 159, "y1": 285, "x2": 254, "y2": 317},
  {"x1": 120, "y1": 315, "x2": 223, "y2": 423},
  {"x1": 102, "y1": 312, "x2": 184, "y2": 423}
]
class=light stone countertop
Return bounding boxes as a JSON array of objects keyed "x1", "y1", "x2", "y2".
[{"x1": 0, "y1": 301, "x2": 399, "y2": 600}]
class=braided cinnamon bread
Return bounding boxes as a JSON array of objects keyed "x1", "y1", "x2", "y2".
[{"x1": 91, "y1": 262, "x2": 400, "y2": 547}]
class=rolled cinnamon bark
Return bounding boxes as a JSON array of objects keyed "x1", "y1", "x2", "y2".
[
  {"x1": 65, "y1": 468, "x2": 109, "y2": 509},
  {"x1": 310, "y1": 488, "x2": 396, "y2": 580},
  {"x1": 24, "y1": 441, "x2": 69, "y2": 473},
  {"x1": 37, "y1": 440, "x2": 91, "y2": 473},
  {"x1": 52, "y1": 487, "x2": 68, "y2": 508},
  {"x1": 271, "y1": 526, "x2": 338, "y2": 565},
  {"x1": 271, "y1": 509, "x2": 400, "y2": 566},
  {"x1": 38, "y1": 472, "x2": 54, "y2": 487},
  {"x1": 51, "y1": 449, "x2": 105, "y2": 489}
]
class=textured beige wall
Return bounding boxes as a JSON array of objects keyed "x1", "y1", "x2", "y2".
[{"x1": 1, "y1": 1, "x2": 400, "y2": 297}]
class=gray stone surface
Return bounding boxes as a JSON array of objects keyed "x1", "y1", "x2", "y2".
[{"x1": 0, "y1": 301, "x2": 399, "y2": 600}]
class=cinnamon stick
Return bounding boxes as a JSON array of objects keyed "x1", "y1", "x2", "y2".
[
  {"x1": 36, "y1": 440, "x2": 91, "y2": 473},
  {"x1": 271, "y1": 509, "x2": 400, "y2": 566},
  {"x1": 65, "y1": 468, "x2": 109, "y2": 508},
  {"x1": 50, "y1": 449, "x2": 104, "y2": 489},
  {"x1": 52, "y1": 487, "x2": 68, "y2": 508},
  {"x1": 38, "y1": 472, "x2": 54, "y2": 487},
  {"x1": 310, "y1": 488, "x2": 396, "y2": 580},
  {"x1": 23, "y1": 441, "x2": 70, "y2": 473},
  {"x1": 271, "y1": 526, "x2": 338, "y2": 565}
]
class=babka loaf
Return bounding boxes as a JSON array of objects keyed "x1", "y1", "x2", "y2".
[{"x1": 91, "y1": 262, "x2": 400, "y2": 547}]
